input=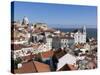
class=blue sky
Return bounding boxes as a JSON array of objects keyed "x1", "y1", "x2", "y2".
[{"x1": 11, "y1": 1, "x2": 97, "y2": 28}]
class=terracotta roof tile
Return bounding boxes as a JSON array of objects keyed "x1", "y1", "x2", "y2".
[
  {"x1": 58, "y1": 64, "x2": 77, "y2": 71},
  {"x1": 41, "y1": 50, "x2": 54, "y2": 58},
  {"x1": 11, "y1": 44, "x2": 33, "y2": 51},
  {"x1": 14, "y1": 61, "x2": 50, "y2": 73},
  {"x1": 34, "y1": 61, "x2": 50, "y2": 72},
  {"x1": 14, "y1": 61, "x2": 37, "y2": 73}
]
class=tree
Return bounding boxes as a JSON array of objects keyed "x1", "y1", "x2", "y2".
[{"x1": 14, "y1": 57, "x2": 22, "y2": 69}]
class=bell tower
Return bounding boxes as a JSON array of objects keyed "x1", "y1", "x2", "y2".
[
  {"x1": 82, "y1": 25, "x2": 86, "y2": 43},
  {"x1": 83, "y1": 25, "x2": 86, "y2": 34}
]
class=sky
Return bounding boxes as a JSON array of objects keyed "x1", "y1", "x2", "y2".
[{"x1": 11, "y1": 1, "x2": 97, "y2": 28}]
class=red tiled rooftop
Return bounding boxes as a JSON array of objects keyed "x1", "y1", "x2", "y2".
[
  {"x1": 58, "y1": 64, "x2": 77, "y2": 71},
  {"x1": 11, "y1": 44, "x2": 34, "y2": 51},
  {"x1": 41, "y1": 50, "x2": 54, "y2": 58},
  {"x1": 14, "y1": 61, "x2": 50, "y2": 74},
  {"x1": 14, "y1": 61, "x2": 37, "y2": 73},
  {"x1": 34, "y1": 61, "x2": 50, "y2": 72}
]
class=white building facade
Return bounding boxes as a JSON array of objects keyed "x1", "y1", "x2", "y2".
[{"x1": 74, "y1": 26, "x2": 86, "y2": 44}]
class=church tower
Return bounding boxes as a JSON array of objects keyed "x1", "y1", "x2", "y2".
[
  {"x1": 83, "y1": 25, "x2": 86, "y2": 34},
  {"x1": 82, "y1": 25, "x2": 86, "y2": 43}
]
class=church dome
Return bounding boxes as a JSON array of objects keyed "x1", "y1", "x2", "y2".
[{"x1": 22, "y1": 16, "x2": 29, "y2": 25}]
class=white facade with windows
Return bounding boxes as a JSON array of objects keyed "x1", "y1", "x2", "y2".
[
  {"x1": 74, "y1": 26, "x2": 86, "y2": 44},
  {"x1": 61, "y1": 38, "x2": 68, "y2": 49},
  {"x1": 46, "y1": 37, "x2": 52, "y2": 50}
]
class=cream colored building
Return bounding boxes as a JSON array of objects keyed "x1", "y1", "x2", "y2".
[{"x1": 33, "y1": 23, "x2": 48, "y2": 30}]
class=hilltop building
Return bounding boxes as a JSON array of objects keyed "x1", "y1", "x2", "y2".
[
  {"x1": 33, "y1": 23, "x2": 48, "y2": 30},
  {"x1": 22, "y1": 16, "x2": 29, "y2": 25}
]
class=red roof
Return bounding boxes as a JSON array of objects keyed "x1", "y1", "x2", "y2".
[
  {"x1": 14, "y1": 61, "x2": 50, "y2": 73},
  {"x1": 11, "y1": 44, "x2": 33, "y2": 51},
  {"x1": 58, "y1": 64, "x2": 77, "y2": 71},
  {"x1": 41, "y1": 50, "x2": 54, "y2": 58}
]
